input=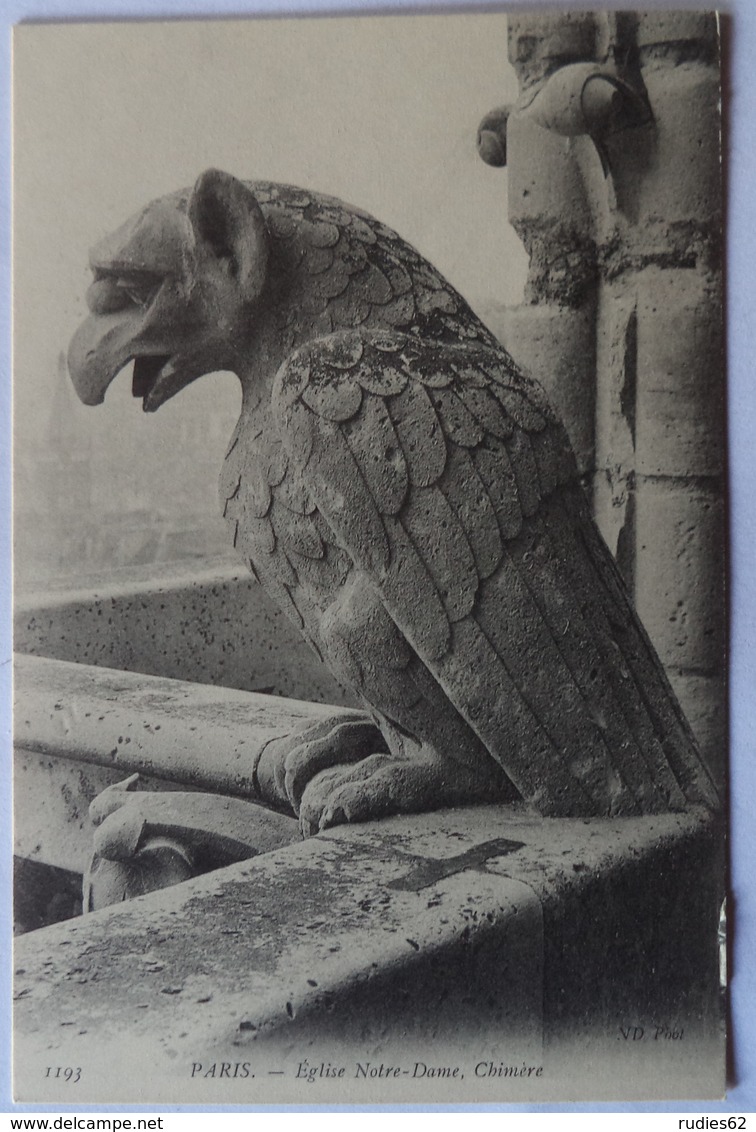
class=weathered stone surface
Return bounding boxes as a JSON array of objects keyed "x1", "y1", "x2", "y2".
[
  {"x1": 634, "y1": 480, "x2": 725, "y2": 673},
  {"x1": 506, "y1": 115, "x2": 595, "y2": 306},
  {"x1": 14, "y1": 805, "x2": 722, "y2": 1103},
  {"x1": 15, "y1": 558, "x2": 356, "y2": 708},
  {"x1": 15, "y1": 743, "x2": 300, "y2": 881},
  {"x1": 506, "y1": 115, "x2": 592, "y2": 230},
  {"x1": 15, "y1": 652, "x2": 353, "y2": 801},
  {"x1": 635, "y1": 11, "x2": 718, "y2": 53},
  {"x1": 66, "y1": 168, "x2": 718, "y2": 826},
  {"x1": 84, "y1": 781, "x2": 301, "y2": 910},
  {"x1": 635, "y1": 270, "x2": 724, "y2": 480},
  {"x1": 15, "y1": 750, "x2": 145, "y2": 875},
  {"x1": 508, "y1": 12, "x2": 598, "y2": 91},
  {"x1": 493, "y1": 301, "x2": 596, "y2": 475},
  {"x1": 667, "y1": 671, "x2": 726, "y2": 795},
  {"x1": 15, "y1": 653, "x2": 329, "y2": 893},
  {"x1": 636, "y1": 65, "x2": 721, "y2": 234}
]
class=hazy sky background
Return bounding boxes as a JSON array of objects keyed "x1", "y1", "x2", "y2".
[{"x1": 13, "y1": 15, "x2": 527, "y2": 585}]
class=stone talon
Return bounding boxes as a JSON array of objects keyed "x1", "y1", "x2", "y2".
[
  {"x1": 256, "y1": 712, "x2": 386, "y2": 815},
  {"x1": 88, "y1": 772, "x2": 140, "y2": 826},
  {"x1": 282, "y1": 716, "x2": 384, "y2": 810}
]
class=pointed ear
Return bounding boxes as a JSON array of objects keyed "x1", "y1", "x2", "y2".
[{"x1": 188, "y1": 169, "x2": 269, "y2": 298}]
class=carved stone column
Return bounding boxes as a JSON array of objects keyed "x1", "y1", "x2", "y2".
[
  {"x1": 479, "y1": 11, "x2": 725, "y2": 786},
  {"x1": 484, "y1": 12, "x2": 600, "y2": 480}
]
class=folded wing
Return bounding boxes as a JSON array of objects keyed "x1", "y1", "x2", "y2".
[{"x1": 273, "y1": 329, "x2": 719, "y2": 817}]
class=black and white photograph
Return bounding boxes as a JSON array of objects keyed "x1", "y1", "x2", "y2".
[{"x1": 10, "y1": 7, "x2": 733, "y2": 1105}]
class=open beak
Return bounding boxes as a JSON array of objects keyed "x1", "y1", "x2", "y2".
[
  {"x1": 68, "y1": 311, "x2": 173, "y2": 411},
  {"x1": 68, "y1": 311, "x2": 138, "y2": 406},
  {"x1": 132, "y1": 355, "x2": 173, "y2": 407}
]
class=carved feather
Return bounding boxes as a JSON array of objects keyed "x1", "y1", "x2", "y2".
[
  {"x1": 341, "y1": 392, "x2": 408, "y2": 516},
  {"x1": 506, "y1": 430, "x2": 543, "y2": 518},
  {"x1": 401, "y1": 487, "x2": 479, "y2": 623},
  {"x1": 287, "y1": 410, "x2": 391, "y2": 576},
  {"x1": 440, "y1": 447, "x2": 504, "y2": 581},
  {"x1": 472, "y1": 443, "x2": 522, "y2": 540},
  {"x1": 388, "y1": 382, "x2": 446, "y2": 487},
  {"x1": 456, "y1": 382, "x2": 514, "y2": 438},
  {"x1": 270, "y1": 498, "x2": 325, "y2": 559},
  {"x1": 430, "y1": 387, "x2": 485, "y2": 448},
  {"x1": 268, "y1": 324, "x2": 719, "y2": 816},
  {"x1": 239, "y1": 461, "x2": 272, "y2": 518},
  {"x1": 353, "y1": 361, "x2": 407, "y2": 397},
  {"x1": 302, "y1": 372, "x2": 362, "y2": 421}
]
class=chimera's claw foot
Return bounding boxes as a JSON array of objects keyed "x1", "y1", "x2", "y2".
[
  {"x1": 255, "y1": 711, "x2": 387, "y2": 815},
  {"x1": 88, "y1": 773, "x2": 141, "y2": 827},
  {"x1": 284, "y1": 717, "x2": 383, "y2": 808},
  {"x1": 297, "y1": 750, "x2": 513, "y2": 834},
  {"x1": 299, "y1": 753, "x2": 434, "y2": 833}
]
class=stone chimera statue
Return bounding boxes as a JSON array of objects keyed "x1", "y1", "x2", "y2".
[{"x1": 68, "y1": 170, "x2": 718, "y2": 837}]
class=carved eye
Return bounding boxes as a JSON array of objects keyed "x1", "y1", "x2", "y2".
[{"x1": 114, "y1": 274, "x2": 161, "y2": 308}]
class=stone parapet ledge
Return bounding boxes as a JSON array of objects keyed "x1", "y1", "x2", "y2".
[
  {"x1": 13, "y1": 653, "x2": 338, "y2": 873},
  {"x1": 14, "y1": 805, "x2": 722, "y2": 1104},
  {"x1": 15, "y1": 653, "x2": 351, "y2": 796},
  {"x1": 14, "y1": 557, "x2": 355, "y2": 707}
]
